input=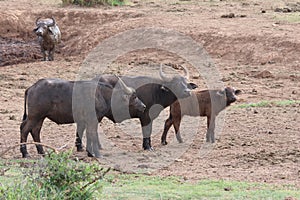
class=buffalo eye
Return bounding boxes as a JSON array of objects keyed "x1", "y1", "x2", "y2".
[{"x1": 235, "y1": 89, "x2": 242, "y2": 95}]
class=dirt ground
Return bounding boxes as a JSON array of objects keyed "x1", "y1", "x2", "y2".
[{"x1": 0, "y1": 0, "x2": 299, "y2": 187}]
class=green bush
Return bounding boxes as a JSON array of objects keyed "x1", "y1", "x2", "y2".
[
  {"x1": 62, "y1": 0, "x2": 126, "y2": 6},
  {"x1": 0, "y1": 151, "x2": 110, "y2": 199}
]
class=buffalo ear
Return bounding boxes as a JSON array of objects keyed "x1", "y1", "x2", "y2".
[
  {"x1": 160, "y1": 85, "x2": 169, "y2": 92},
  {"x1": 188, "y1": 82, "x2": 198, "y2": 90},
  {"x1": 33, "y1": 28, "x2": 38, "y2": 32},
  {"x1": 235, "y1": 89, "x2": 242, "y2": 95}
]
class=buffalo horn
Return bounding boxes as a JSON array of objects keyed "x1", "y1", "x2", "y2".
[
  {"x1": 182, "y1": 65, "x2": 189, "y2": 79},
  {"x1": 118, "y1": 77, "x2": 133, "y2": 95},
  {"x1": 48, "y1": 17, "x2": 56, "y2": 27},
  {"x1": 35, "y1": 17, "x2": 41, "y2": 26},
  {"x1": 159, "y1": 64, "x2": 172, "y2": 82}
]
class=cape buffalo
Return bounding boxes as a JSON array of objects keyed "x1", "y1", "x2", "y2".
[
  {"x1": 161, "y1": 87, "x2": 241, "y2": 145},
  {"x1": 75, "y1": 65, "x2": 196, "y2": 151},
  {"x1": 20, "y1": 77, "x2": 145, "y2": 158},
  {"x1": 34, "y1": 17, "x2": 61, "y2": 61}
]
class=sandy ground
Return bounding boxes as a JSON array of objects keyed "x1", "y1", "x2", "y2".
[{"x1": 0, "y1": 0, "x2": 299, "y2": 187}]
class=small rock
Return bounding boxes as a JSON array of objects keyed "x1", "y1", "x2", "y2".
[
  {"x1": 224, "y1": 187, "x2": 232, "y2": 191},
  {"x1": 113, "y1": 164, "x2": 121, "y2": 171},
  {"x1": 253, "y1": 109, "x2": 258, "y2": 114},
  {"x1": 275, "y1": 7, "x2": 292, "y2": 13},
  {"x1": 254, "y1": 70, "x2": 274, "y2": 78},
  {"x1": 137, "y1": 164, "x2": 149, "y2": 169},
  {"x1": 267, "y1": 130, "x2": 273, "y2": 134},
  {"x1": 192, "y1": 75, "x2": 200, "y2": 79},
  {"x1": 292, "y1": 90, "x2": 297, "y2": 94},
  {"x1": 251, "y1": 89, "x2": 258, "y2": 94},
  {"x1": 261, "y1": 10, "x2": 266, "y2": 13},
  {"x1": 221, "y1": 13, "x2": 235, "y2": 18}
]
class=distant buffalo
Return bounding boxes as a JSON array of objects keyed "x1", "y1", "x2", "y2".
[
  {"x1": 20, "y1": 77, "x2": 145, "y2": 158},
  {"x1": 161, "y1": 87, "x2": 241, "y2": 144},
  {"x1": 34, "y1": 17, "x2": 61, "y2": 61}
]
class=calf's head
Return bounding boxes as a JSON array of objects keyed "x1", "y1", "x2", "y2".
[
  {"x1": 218, "y1": 87, "x2": 241, "y2": 106},
  {"x1": 115, "y1": 77, "x2": 146, "y2": 112}
]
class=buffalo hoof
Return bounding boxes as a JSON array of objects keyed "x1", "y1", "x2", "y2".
[
  {"x1": 142, "y1": 137, "x2": 153, "y2": 150},
  {"x1": 20, "y1": 145, "x2": 29, "y2": 158},
  {"x1": 161, "y1": 141, "x2": 168, "y2": 145},
  {"x1": 76, "y1": 146, "x2": 84, "y2": 152},
  {"x1": 37, "y1": 148, "x2": 45, "y2": 155},
  {"x1": 206, "y1": 138, "x2": 215, "y2": 143},
  {"x1": 87, "y1": 151, "x2": 102, "y2": 158},
  {"x1": 87, "y1": 151, "x2": 93, "y2": 157},
  {"x1": 22, "y1": 153, "x2": 30, "y2": 158},
  {"x1": 176, "y1": 134, "x2": 183, "y2": 143},
  {"x1": 144, "y1": 146, "x2": 154, "y2": 151}
]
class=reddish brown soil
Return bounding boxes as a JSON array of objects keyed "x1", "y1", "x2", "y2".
[{"x1": 0, "y1": 0, "x2": 299, "y2": 187}]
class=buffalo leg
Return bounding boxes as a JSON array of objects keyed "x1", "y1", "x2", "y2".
[
  {"x1": 41, "y1": 48, "x2": 46, "y2": 61},
  {"x1": 206, "y1": 115, "x2": 216, "y2": 143},
  {"x1": 75, "y1": 123, "x2": 85, "y2": 152},
  {"x1": 140, "y1": 117, "x2": 153, "y2": 151},
  {"x1": 20, "y1": 119, "x2": 37, "y2": 158},
  {"x1": 20, "y1": 121, "x2": 30, "y2": 158},
  {"x1": 31, "y1": 119, "x2": 45, "y2": 155},
  {"x1": 173, "y1": 117, "x2": 183, "y2": 143},
  {"x1": 49, "y1": 49, "x2": 54, "y2": 61},
  {"x1": 161, "y1": 117, "x2": 173, "y2": 145},
  {"x1": 85, "y1": 122, "x2": 101, "y2": 158}
]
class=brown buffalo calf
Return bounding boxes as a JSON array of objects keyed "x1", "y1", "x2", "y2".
[{"x1": 161, "y1": 87, "x2": 241, "y2": 144}]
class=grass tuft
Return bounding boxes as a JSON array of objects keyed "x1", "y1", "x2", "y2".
[{"x1": 234, "y1": 100, "x2": 300, "y2": 109}]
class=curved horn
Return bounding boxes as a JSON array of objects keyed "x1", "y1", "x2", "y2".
[
  {"x1": 48, "y1": 17, "x2": 56, "y2": 27},
  {"x1": 118, "y1": 77, "x2": 133, "y2": 95},
  {"x1": 182, "y1": 65, "x2": 189, "y2": 79},
  {"x1": 35, "y1": 17, "x2": 41, "y2": 26},
  {"x1": 159, "y1": 64, "x2": 172, "y2": 82}
]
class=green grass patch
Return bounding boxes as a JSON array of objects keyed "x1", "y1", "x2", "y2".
[
  {"x1": 234, "y1": 100, "x2": 300, "y2": 109},
  {"x1": 273, "y1": 12, "x2": 300, "y2": 23},
  {"x1": 1, "y1": 158, "x2": 300, "y2": 199},
  {"x1": 100, "y1": 174, "x2": 300, "y2": 199}
]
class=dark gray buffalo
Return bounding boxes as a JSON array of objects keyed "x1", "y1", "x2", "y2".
[
  {"x1": 20, "y1": 77, "x2": 146, "y2": 158},
  {"x1": 75, "y1": 65, "x2": 196, "y2": 151},
  {"x1": 161, "y1": 87, "x2": 241, "y2": 145},
  {"x1": 34, "y1": 17, "x2": 61, "y2": 61}
]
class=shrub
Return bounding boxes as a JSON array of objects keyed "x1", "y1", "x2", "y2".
[{"x1": 0, "y1": 151, "x2": 110, "y2": 199}]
